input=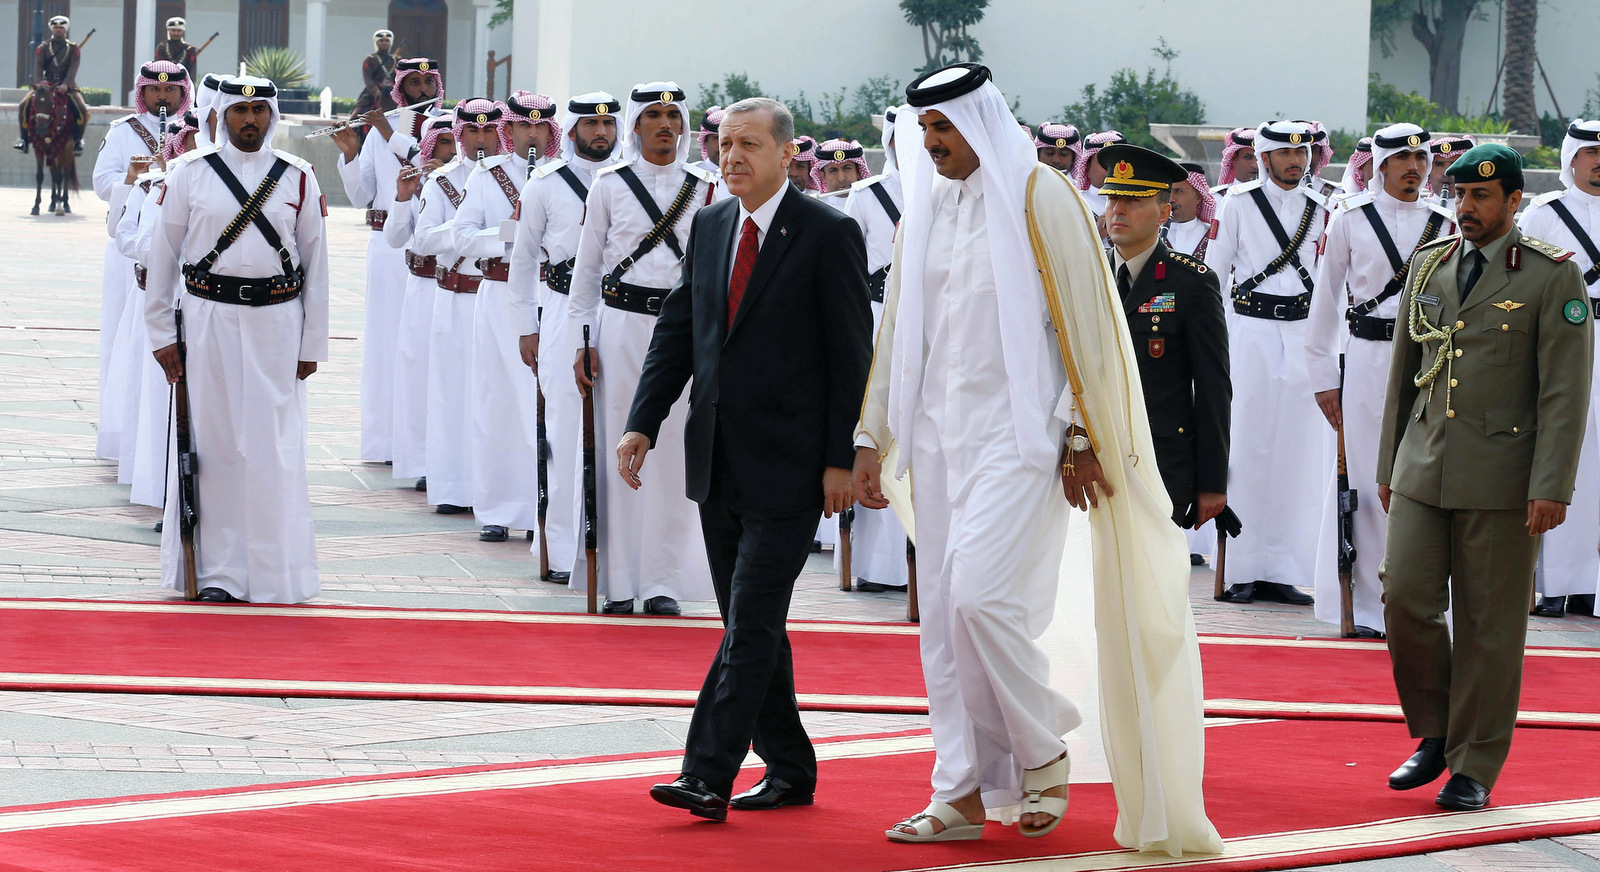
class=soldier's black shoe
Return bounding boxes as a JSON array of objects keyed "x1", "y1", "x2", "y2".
[
  {"x1": 1532, "y1": 596, "x2": 1566, "y2": 617},
  {"x1": 1388, "y1": 738, "x2": 1447, "y2": 790},
  {"x1": 525, "y1": 529, "x2": 535, "y2": 540},
  {"x1": 1219, "y1": 582, "x2": 1254, "y2": 603},
  {"x1": 810, "y1": 539, "x2": 823, "y2": 553},
  {"x1": 435, "y1": 504, "x2": 471, "y2": 514},
  {"x1": 13, "y1": 138, "x2": 28, "y2": 153},
  {"x1": 1189, "y1": 553, "x2": 1205, "y2": 566},
  {"x1": 602, "y1": 598, "x2": 635, "y2": 614},
  {"x1": 479, "y1": 525, "x2": 509, "y2": 542},
  {"x1": 414, "y1": 476, "x2": 426, "y2": 492},
  {"x1": 196, "y1": 587, "x2": 242, "y2": 603},
  {"x1": 1436, "y1": 774, "x2": 1490, "y2": 811},
  {"x1": 644, "y1": 596, "x2": 681, "y2": 616},
  {"x1": 856, "y1": 580, "x2": 906, "y2": 593},
  {"x1": 153, "y1": 521, "x2": 163, "y2": 532},
  {"x1": 1349, "y1": 625, "x2": 1386, "y2": 639},
  {"x1": 1569, "y1": 594, "x2": 1596, "y2": 617},
  {"x1": 1256, "y1": 582, "x2": 1314, "y2": 605},
  {"x1": 545, "y1": 571, "x2": 571, "y2": 583}
]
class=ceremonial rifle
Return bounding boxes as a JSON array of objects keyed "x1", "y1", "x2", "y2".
[
  {"x1": 906, "y1": 540, "x2": 919, "y2": 623},
  {"x1": 1336, "y1": 353, "x2": 1359, "y2": 637},
  {"x1": 581, "y1": 325, "x2": 599, "y2": 614},
  {"x1": 76, "y1": 28, "x2": 96, "y2": 48},
  {"x1": 837, "y1": 507, "x2": 853, "y2": 591},
  {"x1": 194, "y1": 32, "x2": 220, "y2": 56},
  {"x1": 173, "y1": 308, "x2": 200, "y2": 601},
  {"x1": 535, "y1": 306, "x2": 550, "y2": 581}
]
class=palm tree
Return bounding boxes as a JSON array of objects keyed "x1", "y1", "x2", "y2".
[{"x1": 1502, "y1": 0, "x2": 1540, "y2": 134}]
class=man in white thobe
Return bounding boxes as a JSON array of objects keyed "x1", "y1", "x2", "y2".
[
  {"x1": 1205, "y1": 119, "x2": 1333, "y2": 605},
  {"x1": 569, "y1": 83, "x2": 718, "y2": 616},
  {"x1": 508, "y1": 92, "x2": 622, "y2": 580},
  {"x1": 1307, "y1": 124, "x2": 1454, "y2": 636},
  {"x1": 1519, "y1": 118, "x2": 1600, "y2": 618},
  {"x1": 856, "y1": 63, "x2": 1220, "y2": 855},
  {"x1": 144, "y1": 77, "x2": 328, "y2": 604}
]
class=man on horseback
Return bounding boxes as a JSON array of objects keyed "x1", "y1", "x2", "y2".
[{"x1": 14, "y1": 15, "x2": 88, "y2": 156}]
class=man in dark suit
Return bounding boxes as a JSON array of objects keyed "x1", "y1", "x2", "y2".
[
  {"x1": 1100, "y1": 144, "x2": 1233, "y2": 532},
  {"x1": 618, "y1": 96, "x2": 873, "y2": 820}
]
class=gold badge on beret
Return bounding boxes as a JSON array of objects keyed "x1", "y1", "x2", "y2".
[
  {"x1": 1055, "y1": 138, "x2": 1067, "y2": 148},
  {"x1": 419, "y1": 62, "x2": 430, "y2": 72},
  {"x1": 157, "y1": 72, "x2": 169, "y2": 83},
  {"x1": 596, "y1": 103, "x2": 609, "y2": 115},
  {"x1": 1407, "y1": 134, "x2": 1421, "y2": 147},
  {"x1": 1440, "y1": 142, "x2": 1453, "y2": 153},
  {"x1": 529, "y1": 110, "x2": 541, "y2": 121},
  {"x1": 476, "y1": 113, "x2": 488, "y2": 124},
  {"x1": 660, "y1": 91, "x2": 673, "y2": 104},
  {"x1": 833, "y1": 150, "x2": 846, "y2": 161},
  {"x1": 1113, "y1": 160, "x2": 1135, "y2": 180},
  {"x1": 241, "y1": 84, "x2": 256, "y2": 97},
  {"x1": 1289, "y1": 132, "x2": 1303, "y2": 145},
  {"x1": 1478, "y1": 160, "x2": 1495, "y2": 178}
]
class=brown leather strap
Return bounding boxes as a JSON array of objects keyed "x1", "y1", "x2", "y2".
[
  {"x1": 488, "y1": 164, "x2": 520, "y2": 207},
  {"x1": 365, "y1": 209, "x2": 388, "y2": 230},
  {"x1": 436, "y1": 176, "x2": 463, "y2": 209}
]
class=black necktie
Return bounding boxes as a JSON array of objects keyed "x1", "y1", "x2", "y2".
[
  {"x1": 1117, "y1": 264, "x2": 1133, "y2": 300},
  {"x1": 1461, "y1": 250, "x2": 1485, "y2": 304}
]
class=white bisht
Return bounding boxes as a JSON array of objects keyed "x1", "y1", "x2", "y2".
[{"x1": 872, "y1": 83, "x2": 1223, "y2": 857}]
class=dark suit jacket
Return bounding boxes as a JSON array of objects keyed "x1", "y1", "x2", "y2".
[
  {"x1": 1118, "y1": 242, "x2": 1232, "y2": 521},
  {"x1": 626, "y1": 185, "x2": 873, "y2": 513}
]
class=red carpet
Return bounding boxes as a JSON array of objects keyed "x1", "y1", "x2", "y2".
[
  {"x1": 1200, "y1": 636, "x2": 1600, "y2": 728},
  {"x1": 0, "y1": 600, "x2": 926, "y2": 712},
  {"x1": 1, "y1": 719, "x2": 1599, "y2": 871}
]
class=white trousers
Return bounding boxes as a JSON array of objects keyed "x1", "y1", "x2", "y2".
[
  {"x1": 98, "y1": 240, "x2": 133, "y2": 459},
  {"x1": 469, "y1": 278, "x2": 541, "y2": 530},
  {"x1": 107, "y1": 283, "x2": 146, "y2": 484},
  {"x1": 390, "y1": 271, "x2": 434, "y2": 480},
  {"x1": 1537, "y1": 397, "x2": 1600, "y2": 598},
  {"x1": 424, "y1": 287, "x2": 476, "y2": 508},
  {"x1": 533, "y1": 288, "x2": 581, "y2": 574},
  {"x1": 359, "y1": 234, "x2": 407, "y2": 462},
  {"x1": 1312, "y1": 336, "x2": 1389, "y2": 630},
  {"x1": 159, "y1": 295, "x2": 319, "y2": 604},
  {"x1": 128, "y1": 295, "x2": 170, "y2": 508}
]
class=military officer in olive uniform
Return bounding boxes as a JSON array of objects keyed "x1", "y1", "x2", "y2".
[
  {"x1": 1099, "y1": 144, "x2": 1234, "y2": 532},
  {"x1": 1377, "y1": 144, "x2": 1593, "y2": 812}
]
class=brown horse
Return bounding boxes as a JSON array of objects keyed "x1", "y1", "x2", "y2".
[{"x1": 22, "y1": 84, "x2": 79, "y2": 216}]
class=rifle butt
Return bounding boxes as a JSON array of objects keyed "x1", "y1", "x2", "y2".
[
  {"x1": 837, "y1": 509, "x2": 852, "y2": 591},
  {"x1": 580, "y1": 326, "x2": 598, "y2": 614},
  {"x1": 905, "y1": 540, "x2": 919, "y2": 623},
  {"x1": 1339, "y1": 571, "x2": 1357, "y2": 637},
  {"x1": 1213, "y1": 529, "x2": 1227, "y2": 600}
]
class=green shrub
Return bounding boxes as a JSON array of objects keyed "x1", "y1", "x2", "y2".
[
  {"x1": 1367, "y1": 74, "x2": 1508, "y2": 134},
  {"x1": 1521, "y1": 146, "x2": 1561, "y2": 170},
  {"x1": 695, "y1": 72, "x2": 898, "y2": 147},
  {"x1": 80, "y1": 88, "x2": 110, "y2": 106}
]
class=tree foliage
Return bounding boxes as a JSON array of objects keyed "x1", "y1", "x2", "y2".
[
  {"x1": 1059, "y1": 44, "x2": 1204, "y2": 155},
  {"x1": 900, "y1": 0, "x2": 989, "y2": 72},
  {"x1": 697, "y1": 72, "x2": 899, "y2": 145},
  {"x1": 489, "y1": 0, "x2": 512, "y2": 29},
  {"x1": 1367, "y1": 74, "x2": 1509, "y2": 134}
]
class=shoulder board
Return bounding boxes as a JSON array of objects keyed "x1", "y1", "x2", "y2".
[
  {"x1": 1528, "y1": 189, "x2": 1566, "y2": 210},
  {"x1": 435, "y1": 156, "x2": 465, "y2": 174},
  {"x1": 1229, "y1": 179, "x2": 1263, "y2": 195},
  {"x1": 1302, "y1": 186, "x2": 1331, "y2": 208},
  {"x1": 1210, "y1": 183, "x2": 1230, "y2": 196},
  {"x1": 1337, "y1": 190, "x2": 1375, "y2": 210},
  {"x1": 533, "y1": 158, "x2": 570, "y2": 179},
  {"x1": 1425, "y1": 202, "x2": 1456, "y2": 221},
  {"x1": 109, "y1": 114, "x2": 140, "y2": 128},
  {"x1": 1519, "y1": 235, "x2": 1575, "y2": 262},
  {"x1": 596, "y1": 159, "x2": 633, "y2": 177},
  {"x1": 1165, "y1": 250, "x2": 1210, "y2": 276},
  {"x1": 1321, "y1": 179, "x2": 1346, "y2": 192},
  {"x1": 685, "y1": 163, "x2": 717, "y2": 184},
  {"x1": 271, "y1": 149, "x2": 314, "y2": 173},
  {"x1": 477, "y1": 153, "x2": 511, "y2": 170}
]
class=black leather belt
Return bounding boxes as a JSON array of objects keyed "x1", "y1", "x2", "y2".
[
  {"x1": 476, "y1": 257, "x2": 510, "y2": 283},
  {"x1": 366, "y1": 209, "x2": 388, "y2": 231},
  {"x1": 868, "y1": 266, "x2": 889, "y2": 304},
  {"x1": 134, "y1": 263, "x2": 148, "y2": 291},
  {"x1": 1232, "y1": 288, "x2": 1311, "y2": 321},
  {"x1": 182, "y1": 264, "x2": 303, "y2": 306},
  {"x1": 602, "y1": 281, "x2": 667, "y2": 316},
  {"x1": 542, "y1": 258, "x2": 574, "y2": 295},
  {"x1": 1346, "y1": 313, "x2": 1395, "y2": 341},
  {"x1": 405, "y1": 250, "x2": 436, "y2": 278}
]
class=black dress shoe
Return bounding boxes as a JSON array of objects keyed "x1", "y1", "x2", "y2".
[
  {"x1": 644, "y1": 596, "x2": 681, "y2": 616},
  {"x1": 730, "y1": 776, "x2": 814, "y2": 810},
  {"x1": 435, "y1": 504, "x2": 471, "y2": 515},
  {"x1": 810, "y1": 539, "x2": 823, "y2": 553},
  {"x1": 153, "y1": 521, "x2": 163, "y2": 532},
  {"x1": 1190, "y1": 553, "x2": 1205, "y2": 566},
  {"x1": 1349, "y1": 625, "x2": 1386, "y2": 639},
  {"x1": 525, "y1": 529, "x2": 535, "y2": 540},
  {"x1": 547, "y1": 571, "x2": 571, "y2": 583},
  {"x1": 650, "y1": 775, "x2": 728, "y2": 821},
  {"x1": 196, "y1": 587, "x2": 241, "y2": 603},
  {"x1": 415, "y1": 476, "x2": 427, "y2": 492},
  {"x1": 479, "y1": 525, "x2": 509, "y2": 542},
  {"x1": 1569, "y1": 594, "x2": 1596, "y2": 617},
  {"x1": 602, "y1": 598, "x2": 635, "y2": 614},
  {"x1": 1532, "y1": 596, "x2": 1566, "y2": 617},
  {"x1": 1388, "y1": 737, "x2": 1447, "y2": 790},
  {"x1": 1258, "y1": 582, "x2": 1314, "y2": 605},
  {"x1": 1219, "y1": 582, "x2": 1255, "y2": 603},
  {"x1": 855, "y1": 580, "x2": 906, "y2": 593},
  {"x1": 1436, "y1": 773, "x2": 1490, "y2": 811}
]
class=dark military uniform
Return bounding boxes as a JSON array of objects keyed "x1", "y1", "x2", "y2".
[
  {"x1": 1119, "y1": 243, "x2": 1232, "y2": 525},
  {"x1": 352, "y1": 50, "x2": 398, "y2": 116},
  {"x1": 155, "y1": 38, "x2": 198, "y2": 80}
]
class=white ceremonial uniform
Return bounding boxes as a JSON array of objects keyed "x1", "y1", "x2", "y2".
[
  {"x1": 1520, "y1": 185, "x2": 1600, "y2": 599},
  {"x1": 454, "y1": 151, "x2": 542, "y2": 531},
  {"x1": 382, "y1": 179, "x2": 431, "y2": 480},
  {"x1": 1306, "y1": 187, "x2": 1453, "y2": 630},
  {"x1": 336, "y1": 109, "x2": 436, "y2": 463},
  {"x1": 126, "y1": 174, "x2": 179, "y2": 508},
  {"x1": 108, "y1": 178, "x2": 153, "y2": 487},
  {"x1": 1205, "y1": 178, "x2": 1331, "y2": 591},
  {"x1": 841, "y1": 171, "x2": 911, "y2": 588},
  {"x1": 861, "y1": 169, "x2": 1077, "y2": 805},
  {"x1": 387, "y1": 157, "x2": 477, "y2": 509},
  {"x1": 144, "y1": 142, "x2": 329, "y2": 603},
  {"x1": 506, "y1": 153, "x2": 615, "y2": 572},
  {"x1": 1164, "y1": 218, "x2": 1210, "y2": 258},
  {"x1": 93, "y1": 111, "x2": 165, "y2": 459},
  {"x1": 568, "y1": 156, "x2": 717, "y2": 603}
]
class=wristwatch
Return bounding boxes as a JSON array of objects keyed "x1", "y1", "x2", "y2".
[{"x1": 1068, "y1": 434, "x2": 1091, "y2": 454}]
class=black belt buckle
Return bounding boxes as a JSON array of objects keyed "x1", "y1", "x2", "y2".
[
  {"x1": 646, "y1": 294, "x2": 663, "y2": 315},
  {"x1": 237, "y1": 283, "x2": 259, "y2": 303},
  {"x1": 1272, "y1": 303, "x2": 1289, "y2": 319}
]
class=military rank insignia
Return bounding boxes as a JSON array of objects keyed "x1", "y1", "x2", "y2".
[
  {"x1": 1138, "y1": 293, "x2": 1176, "y2": 313},
  {"x1": 1149, "y1": 338, "x2": 1165, "y2": 358},
  {"x1": 1565, "y1": 299, "x2": 1589, "y2": 324}
]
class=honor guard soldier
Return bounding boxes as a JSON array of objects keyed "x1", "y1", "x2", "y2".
[
  {"x1": 1213, "y1": 127, "x2": 1259, "y2": 202},
  {"x1": 1427, "y1": 135, "x2": 1475, "y2": 205},
  {"x1": 332, "y1": 57, "x2": 447, "y2": 466},
  {"x1": 93, "y1": 61, "x2": 192, "y2": 461},
  {"x1": 1519, "y1": 119, "x2": 1600, "y2": 618},
  {"x1": 454, "y1": 90, "x2": 561, "y2": 542},
  {"x1": 696, "y1": 105, "x2": 724, "y2": 179},
  {"x1": 569, "y1": 83, "x2": 719, "y2": 616},
  {"x1": 1164, "y1": 162, "x2": 1218, "y2": 259},
  {"x1": 14, "y1": 15, "x2": 88, "y2": 155},
  {"x1": 144, "y1": 76, "x2": 330, "y2": 604},
  {"x1": 789, "y1": 135, "x2": 820, "y2": 192},
  {"x1": 155, "y1": 17, "x2": 199, "y2": 80},
  {"x1": 1205, "y1": 120, "x2": 1333, "y2": 605},
  {"x1": 1101, "y1": 144, "x2": 1233, "y2": 539},
  {"x1": 387, "y1": 99, "x2": 508, "y2": 516},
  {"x1": 1074, "y1": 129, "x2": 1127, "y2": 217},
  {"x1": 1377, "y1": 143, "x2": 1592, "y2": 811},
  {"x1": 508, "y1": 92, "x2": 623, "y2": 580},
  {"x1": 353, "y1": 30, "x2": 399, "y2": 117},
  {"x1": 813, "y1": 139, "x2": 869, "y2": 202},
  {"x1": 1340, "y1": 137, "x2": 1374, "y2": 196},
  {"x1": 1307, "y1": 124, "x2": 1455, "y2": 637},
  {"x1": 1033, "y1": 122, "x2": 1082, "y2": 175}
]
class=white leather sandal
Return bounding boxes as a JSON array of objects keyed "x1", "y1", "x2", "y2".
[
  {"x1": 885, "y1": 801, "x2": 985, "y2": 843},
  {"x1": 1019, "y1": 754, "x2": 1070, "y2": 838}
]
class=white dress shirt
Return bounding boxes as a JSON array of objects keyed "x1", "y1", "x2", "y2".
[
  {"x1": 726, "y1": 181, "x2": 788, "y2": 284},
  {"x1": 1521, "y1": 183, "x2": 1600, "y2": 284},
  {"x1": 844, "y1": 171, "x2": 904, "y2": 275}
]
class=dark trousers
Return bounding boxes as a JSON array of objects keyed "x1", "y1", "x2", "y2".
[{"x1": 681, "y1": 450, "x2": 820, "y2": 798}]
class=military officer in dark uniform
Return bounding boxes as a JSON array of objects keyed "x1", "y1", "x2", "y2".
[
  {"x1": 352, "y1": 29, "x2": 399, "y2": 117},
  {"x1": 155, "y1": 17, "x2": 199, "y2": 80},
  {"x1": 1378, "y1": 144, "x2": 1592, "y2": 812},
  {"x1": 1098, "y1": 144, "x2": 1234, "y2": 533}
]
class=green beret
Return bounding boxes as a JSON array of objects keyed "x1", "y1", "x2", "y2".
[{"x1": 1445, "y1": 143, "x2": 1522, "y2": 182}]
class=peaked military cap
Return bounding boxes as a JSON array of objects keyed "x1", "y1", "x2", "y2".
[{"x1": 1097, "y1": 143, "x2": 1187, "y2": 198}]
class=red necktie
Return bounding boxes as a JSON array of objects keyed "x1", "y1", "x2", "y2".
[{"x1": 727, "y1": 217, "x2": 759, "y2": 327}]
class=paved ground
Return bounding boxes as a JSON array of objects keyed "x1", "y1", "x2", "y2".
[{"x1": 2, "y1": 185, "x2": 1599, "y2": 868}]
